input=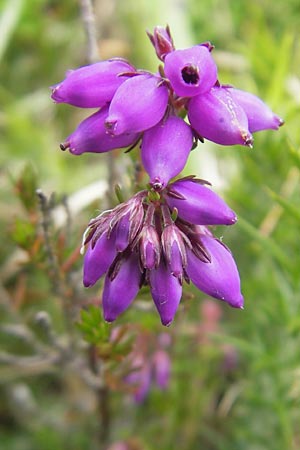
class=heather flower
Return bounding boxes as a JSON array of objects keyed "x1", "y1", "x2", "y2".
[
  {"x1": 141, "y1": 115, "x2": 193, "y2": 189},
  {"x1": 60, "y1": 106, "x2": 140, "y2": 155},
  {"x1": 82, "y1": 180, "x2": 243, "y2": 325},
  {"x1": 105, "y1": 73, "x2": 169, "y2": 135},
  {"x1": 188, "y1": 86, "x2": 254, "y2": 146},
  {"x1": 165, "y1": 177, "x2": 237, "y2": 225},
  {"x1": 149, "y1": 259, "x2": 182, "y2": 326},
  {"x1": 52, "y1": 25, "x2": 283, "y2": 168},
  {"x1": 164, "y1": 45, "x2": 218, "y2": 97},
  {"x1": 228, "y1": 88, "x2": 284, "y2": 132},
  {"x1": 51, "y1": 58, "x2": 135, "y2": 108},
  {"x1": 186, "y1": 233, "x2": 244, "y2": 308},
  {"x1": 102, "y1": 251, "x2": 142, "y2": 323},
  {"x1": 83, "y1": 229, "x2": 117, "y2": 288}
]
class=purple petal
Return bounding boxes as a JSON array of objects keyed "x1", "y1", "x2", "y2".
[
  {"x1": 115, "y1": 213, "x2": 130, "y2": 252},
  {"x1": 229, "y1": 88, "x2": 284, "y2": 133},
  {"x1": 186, "y1": 235, "x2": 243, "y2": 308},
  {"x1": 188, "y1": 86, "x2": 253, "y2": 146},
  {"x1": 61, "y1": 106, "x2": 139, "y2": 155},
  {"x1": 83, "y1": 231, "x2": 117, "y2": 287},
  {"x1": 105, "y1": 74, "x2": 169, "y2": 135},
  {"x1": 164, "y1": 45, "x2": 217, "y2": 97},
  {"x1": 166, "y1": 179, "x2": 237, "y2": 225},
  {"x1": 102, "y1": 252, "x2": 141, "y2": 322},
  {"x1": 141, "y1": 116, "x2": 193, "y2": 189},
  {"x1": 51, "y1": 59, "x2": 135, "y2": 108},
  {"x1": 149, "y1": 261, "x2": 182, "y2": 326}
]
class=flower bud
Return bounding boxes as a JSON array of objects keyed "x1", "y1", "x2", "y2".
[
  {"x1": 147, "y1": 25, "x2": 175, "y2": 61},
  {"x1": 229, "y1": 88, "x2": 284, "y2": 132},
  {"x1": 105, "y1": 74, "x2": 169, "y2": 135},
  {"x1": 51, "y1": 59, "x2": 135, "y2": 108},
  {"x1": 161, "y1": 224, "x2": 189, "y2": 278},
  {"x1": 166, "y1": 178, "x2": 237, "y2": 225},
  {"x1": 164, "y1": 45, "x2": 217, "y2": 97},
  {"x1": 188, "y1": 86, "x2": 253, "y2": 146},
  {"x1": 141, "y1": 116, "x2": 193, "y2": 189},
  {"x1": 61, "y1": 106, "x2": 139, "y2": 155},
  {"x1": 186, "y1": 235, "x2": 244, "y2": 308},
  {"x1": 139, "y1": 225, "x2": 161, "y2": 269}
]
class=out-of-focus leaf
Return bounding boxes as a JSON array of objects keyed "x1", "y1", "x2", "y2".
[
  {"x1": 0, "y1": 0, "x2": 24, "y2": 63},
  {"x1": 77, "y1": 305, "x2": 110, "y2": 345},
  {"x1": 13, "y1": 163, "x2": 39, "y2": 214},
  {"x1": 10, "y1": 217, "x2": 36, "y2": 249},
  {"x1": 237, "y1": 216, "x2": 292, "y2": 271},
  {"x1": 267, "y1": 188, "x2": 300, "y2": 222}
]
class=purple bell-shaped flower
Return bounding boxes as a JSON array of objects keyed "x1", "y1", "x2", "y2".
[
  {"x1": 228, "y1": 88, "x2": 284, "y2": 133},
  {"x1": 141, "y1": 115, "x2": 193, "y2": 189},
  {"x1": 60, "y1": 105, "x2": 140, "y2": 155},
  {"x1": 188, "y1": 86, "x2": 253, "y2": 146},
  {"x1": 51, "y1": 59, "x2": 135, "y2": 108},
  {"x1": 186, "y1": 234, "x2": 244, "y2": 308},
  {"x1": 165, "y1": 178, "x2": 237, "y2": 225},
  {"x1": 105, "y1": 73, "x2": 169, "y2": 135},
  {"x1": 149, "y1": 259, "x2": 182, "y2": 326},
  {"x1": 164, "y1": 45, "x2": 217, "y2": 97},
  {"x1": 83, "y1": 230, "x2": 117, "y2": 288},
  {"x1": 102, "y1": 252, "x2": 142, "y2": 322}
]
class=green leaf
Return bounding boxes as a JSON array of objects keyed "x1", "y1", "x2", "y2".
[{"x1": 77, "y1": 306, "x2": 110, "y2": 345}]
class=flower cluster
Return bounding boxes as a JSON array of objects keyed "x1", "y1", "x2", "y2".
[
  {"x1": 81, "y1": 177, "x2": 242, "y2": 325},
  {"x1": 52, "y1": 26, "x2": 283, "y2": 190},
  {"x1": 51, "y1": 26, "x2": 283, "y2": 325}
]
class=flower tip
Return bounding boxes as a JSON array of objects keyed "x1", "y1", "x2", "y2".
[
  {"x1": 60, "y1": 142, "x2": 69, "y2": 151},
  {"x1": 277, "y1": 116, "x2": 285, "y2": 128},
  {"x1": 161, "y1": 317, "x2": 173, "y2": 327},
  {"x1": 103, "y1": 313, "x2": 116, "y2": 323},
  {"x1": 230, "y1": 295, "x2": 244, "y2": 309},
  {"x1": 105, "y1": 116, "x2": 119, "y2": 135},
  {"x1": 229, "y1": 213, "x2": 238, "y2": 224},
  {"x1": 243, "y1": 132, "x2": 254, "y2": 148},
  {"x1": 200, "y1": 41, "x2": 215, "y2": 52},
  {"x1": 83, "y1": 278, "x2": 93, "y2": 288},
  {"x1": 150, "y1": 178, "x2": 165, "y2": 192},
  {"x1": 50, "y1": 85, "x2": 62, "y2": 103}
]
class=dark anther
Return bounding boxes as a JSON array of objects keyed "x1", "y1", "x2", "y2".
[
  {"x1": 60, "y1": 142, "x2": 67, "y2": 151},
  {"x1": 181, "y1": 65, "x2": 199, "y2": 85}
]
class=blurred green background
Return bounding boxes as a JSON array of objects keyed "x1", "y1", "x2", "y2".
[{"x1": 1, "y1": 0, "x2": 300, "y2": 449}]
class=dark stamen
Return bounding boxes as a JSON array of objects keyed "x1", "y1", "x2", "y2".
[{"x1": 181, "y1": 65, "x2": 199, "y2": 85}]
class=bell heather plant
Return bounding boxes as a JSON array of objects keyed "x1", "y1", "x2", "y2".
[{"x1": 51, "y1": 25, "x2": 283, "y2": 325}]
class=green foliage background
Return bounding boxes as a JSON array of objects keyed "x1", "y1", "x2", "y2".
[{"x1": 1, "y1": 0, "x2": 300, "y2": 449}]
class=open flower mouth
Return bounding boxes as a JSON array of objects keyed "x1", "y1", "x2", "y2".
[{"x1": 181, "y1": 65, "x2": 200, "y2": 85}]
